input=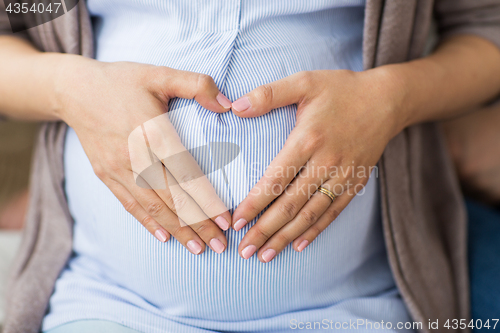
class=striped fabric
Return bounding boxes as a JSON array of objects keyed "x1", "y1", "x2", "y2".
[{"x1": 43, "y1": 1, "x2": 414, "y2": 332}]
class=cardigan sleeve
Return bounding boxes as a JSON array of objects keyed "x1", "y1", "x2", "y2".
[{"x1": 434, "y1": 0, "x2": 500, "y2": 49}]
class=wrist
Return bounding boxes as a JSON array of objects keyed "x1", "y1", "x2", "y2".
[
  {"x1": 28, "y1": 52, "x2": 69, "y2": 121},
  {"x1": 50, "y1": 53, "x2": 101, "y2": 124},
  {"x1": 360, "y1": 65, "x2": 410, "y2": 140}
]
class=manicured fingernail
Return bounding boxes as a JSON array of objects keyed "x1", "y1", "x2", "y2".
[
  {"x1": 215, "y1": 216, "x2": 229, "y2": 230},
  {"x1": 297, "y1": 240, "x2": 309, "y2": 252},
  {"x1": 155, "y1": 229, "x2": 168, "y2": 243},
  {"x1": 262, "y1": 249, "x2": 276, "y2": 262},
  {"x1": 210, "y1": 238, "x2": 225, "y2": 254},
  {"x1": 241, "y1": 245, "x2": 257, "y2": 259},
  {"x1": 187, "y1": 240, "x2": 202, "y2": 254},
  {"x1": 216, "y1": 92, "x2": 232, "y2": 109},
  {"x1": 232, "y1": 97, "x2": 251, "y2": 113},
  {"x1": 233, "y1": 218, "x2": 247, "y2": 231}
]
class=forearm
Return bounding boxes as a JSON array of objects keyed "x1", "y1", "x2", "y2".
[
  {"x1": 380, "y1": 35, "x2": 500, "y2": 134},
  {"x1": 0, "y1": 36, "x2": 70, "y2": 121}
]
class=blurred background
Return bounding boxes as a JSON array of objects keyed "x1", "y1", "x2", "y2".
[{"x1": 0, "y1": 120, "x2": 37, "y2": 328}]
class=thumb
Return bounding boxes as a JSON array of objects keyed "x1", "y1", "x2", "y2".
[
  {"x1": 151, "y1": 67, "x2": 232, "y2": 113},
  {"x1": 231, "y1": 71, "x2": 310, "y2": 118}
]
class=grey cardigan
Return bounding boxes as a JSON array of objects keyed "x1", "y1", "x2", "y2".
[{"x1": 1, "y1": 1, "x2": 500, "y2": 332}]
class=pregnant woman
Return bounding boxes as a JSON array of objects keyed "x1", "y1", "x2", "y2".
[
  {"x1": 1, "y1": 0, "x2": 500, "y2": 332},
  {"x1": 47, "y1": 1, "x2": 413, "y2": 331}
]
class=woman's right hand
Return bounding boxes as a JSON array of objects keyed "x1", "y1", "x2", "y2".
[{"x1": 53, "y1": 55, "x2": 233, "y2": 255}]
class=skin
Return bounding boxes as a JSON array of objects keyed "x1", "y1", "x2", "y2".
[{"x1": 1, "y1": 35, "x2": 500, "y2": 262}]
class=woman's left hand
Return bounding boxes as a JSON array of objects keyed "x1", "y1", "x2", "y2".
[{"x1": 229, "y1": 69, "x2": 404, "y2": 262}]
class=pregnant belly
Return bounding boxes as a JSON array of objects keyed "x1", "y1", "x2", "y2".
[{"x1": 64, "y1": 98, "x2": 388, "y2": 321}]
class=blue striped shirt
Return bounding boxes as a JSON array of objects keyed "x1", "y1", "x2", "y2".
[{"x1": 43, "y1": 1, "x2": 414, "y2": 332}]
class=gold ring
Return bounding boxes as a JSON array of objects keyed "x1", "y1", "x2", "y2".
[{"x1": 317, "y1": 186, "x2": 336, "y2": 202}]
